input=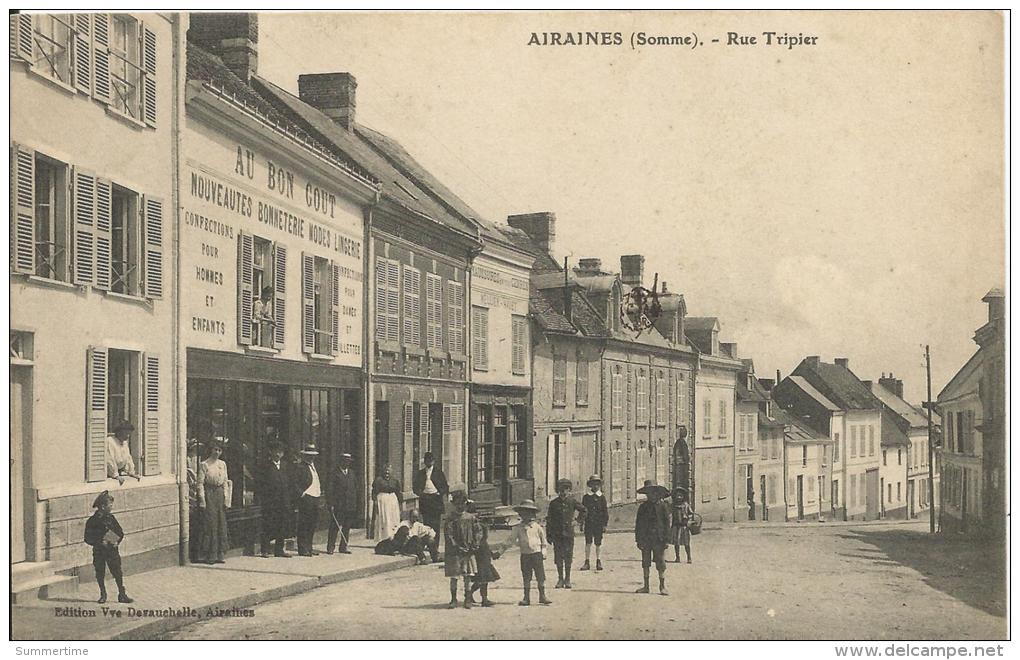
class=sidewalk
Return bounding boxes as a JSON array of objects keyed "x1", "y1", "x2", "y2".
[
  {"x1": 602, "y1": 517, "x2": 930, "y2": 535},
  {"x1": 12, "y1": 532, "x2": 418, "y2": 641}
]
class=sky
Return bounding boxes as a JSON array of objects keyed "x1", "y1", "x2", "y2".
[{"x1": 258, "y1": 10, "x2": 1005, "y2": 402}]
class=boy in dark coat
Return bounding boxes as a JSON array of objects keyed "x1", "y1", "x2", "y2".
[
  {"x1": 580, "y1": 474, "x2": 609, "y2": 571},
  {"x1": 327, "y1": 452, "x2": 358, "y2": 554},
  {"x1": 546, "y1": 478, "x2": 586, "y2": 589},
  {"x1": 634, "y1": 480, "x2": 671, "y2": 596},
  {"x1": 84, "y1": 491, "x2": 133, "y2": 604}
]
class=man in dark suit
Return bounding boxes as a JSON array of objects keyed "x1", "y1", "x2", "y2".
[
  {"x1": 292, "y1": 444, "x2": 322, "y2": 556},
  {"x1": 327, "y1": 452, "x2": 358, "y2": 554},
  {"x1": 412, "y1": 451, "x2": 448, "y2": 562},
  {"x1": 257, "y1": 442, "x2": 292, "y2": 558}
]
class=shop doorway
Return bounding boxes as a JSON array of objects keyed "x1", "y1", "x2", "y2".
[
  {"x1": 760, "y1": 474, "x2": 767, "y2": 521},
  {"x1": 10, "y1": 365, "x2": 31, "y2": 564},
  {"x1": 865, "y1": 469, "x2": 880, "y2": 520},
  {"x1": 796, "y1": 475, "x2": 804, "y2": 520}
]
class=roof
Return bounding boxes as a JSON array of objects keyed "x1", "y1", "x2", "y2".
[
  {"x1": 773, "y1": 408, "x2": 829, "y2": 443},
  {"x1": 531, "y1": 287, "x2": 610, "y2": 338},
  {"x1": 937, "y1": 349, "x2": 984, "y2": 402},
  {"x1": 685, "y1": 317, "x2": 720, "y2": 332},
  {"x1": 186, "y1": 44, "x2": 378, "y2": 185},
  {"x1": 758, "y1": 409, "x2": 785, "y2": 428},
  {"x1": 501, "y1": 229, "x2": 562, "y2": 273},
  {"x1": 880, "y1": 408, "x2": 910, "y2": 448},
  {"x1": 983, "y1": 287, "x2": 1004, "y2": 300},
  {"x1": 787, "y1": 375, "x2": 840, "y2": 412},
  {"x1": 572, "y1": 272, "x2": 619, "y2": 294},
  {"x1": 736, "y1": 376, "x2": 767, "y2": 403},
  {"x1": 792, "y1": 359, "x2": 881, "y2": 410},
  {"x1": 869, "y1": 382, "x2": 930, "y2": 429}
]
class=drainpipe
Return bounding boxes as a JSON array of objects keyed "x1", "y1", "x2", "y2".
[
  {"x1": 171, "y1": 14, "x2": 188, "y2": 565},
  {"x1": 363, "y1": 190, "x2": 380, "y2": 535}
]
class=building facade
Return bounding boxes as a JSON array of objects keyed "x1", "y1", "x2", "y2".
[
  {"x1": 775, "y1": 409, "x2": 833, "y2": 522},
  {"x1": 11, "y1": 12, "x2": 183, "y2": 588},
  {"x1": 734, "y1": 360, "x2": 765, "y2": 521},
  {"x1": 754, "y1": 385, "x2": 787, "y2": 522}
]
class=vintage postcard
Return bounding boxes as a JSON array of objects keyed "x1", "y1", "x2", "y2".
[{"x1": 8, "y1": 8, "x2": 1007, "y2": 648}]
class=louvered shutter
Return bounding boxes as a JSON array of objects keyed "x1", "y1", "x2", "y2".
[
  {"x1": 403, "y1": 403, "x2": 414, "y2": 490},
  {"x1": 141, "y1": 22, "x2": 157, "y2": 127},
  {"x1": 236, "y1": 232, "x2": 254, "y2": 346},
  {"x1": 374, "y1": 257, "x2": 387, "y2": 342},
  {"x1": 142, "y1": 353, "x2": 160, "y2": 475},
  {"x1": 142, "y1": 195, "x2": 163, "y2": 298},
  {"x1": 73, "y1": 13, "x2": 91, "y2": 94},
  {"x1": 73, "y1": 168, "x2": 96, "y2": 285},
  {"x1": 272, "y1": 243, "x2": 287, "y2": 348},
  {"x1": 468, "y1": 404, "x2": 478, "y2": 487},
  {"x1": 402, "y1": 266, "x2": 417, "y2": 346},
  {"x1": 420, "y1": 402, "x2": 431, "y2": 455},
  {"x1": 425, "y1": 275, "x2": 435, "y2": 349},
  {"x1": 93, "y1": 178, "x2": 112, "y2": 290},
  {"x1": 301, "y1": 252, "x2": 316, "y2": 353},
  {"x1": 91, "y1": 13, "x2": 111, "y2": 103},
  {"x1": 10, "y1": 144, "x2": 35, "y2": 274},
  {"x1": 11, "y1": 13, "x2": 33, "y2": 61},
  {"x1": 330, "y1": 261, "x2": 341, "y2": 355},
  {"x1": 386, "y1": 261, "x2": 400, "y2": 343},
  {"x1": 86, "y1": 347, "x2": 108, "y2": 482},
  {"x1": 442, "y1": 404, "x2": 453, "y2": 477}
]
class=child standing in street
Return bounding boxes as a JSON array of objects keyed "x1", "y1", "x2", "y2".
[
  {"x1": 83, "y1": 491, "x2": 133, "y2": 604},
  {"x1": 466, "y1": 501, "x2": 499, "y2": 607},
  {"x1": 493, "y1": 499, "x2": 552, "y2": 606},
  {"x1": 546, "y1": 478, "x2": 586, "y2": 588},
  {"x1": 671, "y1": 487, "x2": 693, "y2": 564},
  {"x1": 580, "y1": 475, "x2": 609, "y2": 571},
  {"x1": 444, "y1": 491, "x2": 482, "y2": 609}
]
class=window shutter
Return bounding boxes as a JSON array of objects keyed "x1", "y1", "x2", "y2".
[
  {"x1": 403, "y1": 403, "x2": 414, "y2": 489},
  {"x1": 420, "y1": 402, "x2": 430, "y2": 455},
  {"x1": 11, "y1": 14, "x2": 33, "y2": 61},
  {"x1": 141, "y1": 22, "x2": 157, "y2": 127},
  {"x1": 86, "y1": 347, "x2": 108, "y2": 482},
  {"x1": 402, "y1": 266, "x2": 420, "y2": 347},
  {"x1": 468, "y1": 404, "x2": 478, "y2": 487},
  {"x1": 386, "y1": 260, "x2": 400, "y2": 343},
  {"x1": 93, "y1": 178, "x2": 112, "y2": 290},
  {"x1": 73, "y1": 13, "x2": 92, "y2": 94},
  {"x1": 330, "y1": 261, "x2": 341, "y2": 355},
  {"x1": 73, "y1": 168, "x2": 96, "y2": 286},
  {"x1": 374, "y1": 257, "x2": 387, "y2": 342},
  {"x1": 301, "y1": 252, "x2": 315, "y2": 353},
  {"x1": 442, "y1": 404, "x2": 453, "y2": 477},
  {"x1": 91, "y1": 13, "x2": 111, "y2": 103},
  {"x1": 236, "y1": 232, "x2": 254, "y2": 346},
  {"x1": 272, "y1": 243, "x2": 287, "y2": 348},
  {"x1": 425, "y1": 275, "x2": 434, "y2": 349},
  {"x1": 142, "y1": 353, "x2": 160, "y2": 475},
  {"x1": 10, "y1": 143, "x2": 35, "y2": 274},
  {"x1": 142, "y1": 195, "x2": 164, "y2": 298}
]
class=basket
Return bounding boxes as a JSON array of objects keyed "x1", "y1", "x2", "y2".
[{"x1": 688, "y1": 513, "x2": 703, "y2": 535}]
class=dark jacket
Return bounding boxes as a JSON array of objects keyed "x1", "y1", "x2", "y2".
[
  {"x1": 371, "y1": 476, "x2": 402, "y2": 503},
  {"x1": 257, "y1": 460, "x2": 291, "y2": 512},
  {"x1": 635, "y1": 499, "x2": 671, "y2": 549},
  {"x1": 546, "y1": 495, "x2": 585, "y2": 542},
  {"x1": 412, "y1": 465, "x2": 449, "y2": 497},
  {"x1": 581, "y1": 492, "x2": 609, "y2": 530},
  {"x1": 292, "y1": 462, "x2": 321, "y2": 499},
  {"x1": 328, "y1": 466, "x2": 358, "y2": 514},
  {"x1": 84, "y1": 511, "x2": 124, "y2": 547}
]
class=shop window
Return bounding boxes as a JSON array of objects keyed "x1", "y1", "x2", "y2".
[
  {"x1": 402, "y1": 265, "x2": 421, "y2": 347},
  {"x1": 32, "y1": 153, "x2": 70, "y2": 281},
  {"x1": 447, "y1": 281, "x2": 465, "y2": 354},
  {"x1": 506, "y1": 406, "x2": 525, "y2": 480},
  {"x1": 472, "y1": 306, "x2": 489, "y2": 370},
  {"x1": 474, "y1": 404, "x2": 493, "y2": 485},
  {"x1": 512, "y1": 315, "x2": 528, "y2": 376},
  {"x1": 552, "y1": 351, "x2": 567, "y2": 406},
  {"x1": 425, "y1": 273, "x2": 443, "y2": 351}
]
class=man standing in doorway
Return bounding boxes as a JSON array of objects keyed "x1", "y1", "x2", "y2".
[
  {"x1": 327, "y1": 452, "x2": 357, "y2": 554},
  {"x1": 293, "y1": 444, "x2": 322, "y2": 556},
  {"x1": 412, "y1": 451, "x2": 449, "y2": 562},
  {"x1": 258, "y1": 441, "x2": 292, "y2": 558}
]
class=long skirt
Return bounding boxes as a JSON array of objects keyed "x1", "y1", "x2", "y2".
[
  {"x1": 672, "y1": 524, "x2": 691, "y2": 546},
  {"x1": 373, "y1": 492, "x2": 401, "y2": 540},
  {"x1": 200, "y1": 484, "x2": 229, "y2": 562}
]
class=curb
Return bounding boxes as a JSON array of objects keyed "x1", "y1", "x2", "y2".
[{"x1": 111, "y1": 556, "x2": 417, "y2": 641}]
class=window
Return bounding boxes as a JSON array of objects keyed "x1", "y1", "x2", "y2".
[
  {"x1": 760, "y1": 430, "x2": 768, "y2": 460},
  {"x1": 611, "y1": 366, "x2": 623, "y2": 426},
  {"x1": 719, "y1": 399, "x2": 728, "y2": 438},
  {"x1": 747, "y1": 415, "x2": 755, "y2": 451},
  {"x1": 860, "y1": 477, "x2": 866, "y2": 508},
  {"x1": 869, "y1": 426, "x2": 875, "y2": 456},
  {"x1": 636, "y1": 369, "x2": 648, "y2": 427},
  {"x1": 474, "y1": 405, "x2": 492, "y2": 485},
  {"x1": 110, "y1": 184, "x2": 141, "y2": 295},
  {"x1": 109, "y1": 15, "x2": 142, "y2": 120},
  {"x1": 883, "y1": 450, "x2": 887, "y2": 467},
  {"x1": 703, "y1": 398, "x2": 712, "y2": 438},
  {"x1": 575, "y1": 348, "x2": 588, "y2": 404},
  {"x1": 374, "y1": 257, "x2": 399, "y2": 343},
  {"x1": 511, "y1": 315, "x2": 528, "y2": 376},
  {"x1": 700, "y1": 455, "x2": 711, "y2": 502},
  {"x1": 425, "y1": 273, "x2": 443, "y2": 351},
  {"x1": 850, "y1": 427, "x2": 857, "y2": 458},
  {"x1": 833, "y1": 479, "x2": 839, "y2": 506},
  {"x1": 771, "y1": 435, "x2": 779, "y2": 460},
  {"x1": 821, "y1": 445, "x2": 828, "y2": 467},
  {"x1": 834, "y1": 433, "x2": 840, "y2": 461},
  {"x1": 946, "y1": 412, "x2": 954, "y2": 452},
  {"x1": 29, "y1": 14, "x2": 74, "y2": 86},
  {"x1": 402, "y1": 265, "x2": 421, "y2": 347},
  {"x1": 311, "y1": 256, "x2": 332, "y2": 354},
  {"x1": 897, "y1": 482, "x2": 901, "y2": 502},
  {"x1": 802, "y1": 445, "x2": 807, "y2": 467},
  {"x1": 898, "y1": 449, "x2": 902, "y2": 466},
  {"x1": 552, "y1": 351, "x2": 567, "y2": 406},
  {"x1": 676, "y1": 373, "x2": 687, "y2": 428},
  {"x1": 32, "y1": 153, "x2": 70, "y2": 281},
  {"x1": 507, "y1": 406, "x2": 526, "y2": 479},
  {"x1": 888, "y1": 483, "x2": 892, "y2": 503},
  {"x1": 716, "y1": 455, "x2": 727, "y2": 500},
  {"x1": 820, "y1": 476, "x2": 826, "y2": 501},
  {"x1": 447, "y1": 281, "x2": 465, "y2": 354},
  {"x1": 655, "y1": 372, "x2": 666, "y2": 426},
  {"x1": 767, "y1": 475, "x2": 776, "y2": 504},
  {"x1": 471, "y1": 306, "x2": 488, "y2": 370},
  {"x1": 737, "y1": 415, "x2": 745, "y2": 451}
]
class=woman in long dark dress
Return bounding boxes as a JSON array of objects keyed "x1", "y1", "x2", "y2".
[
  {"x1": 371, "y1": 464, "x2": 402, "y2": 539},
  {"x1": 198, "y1": 439, "x2": 230, "y2": 563}
]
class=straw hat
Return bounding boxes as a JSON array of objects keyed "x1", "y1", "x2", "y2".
[
  {"x1": 637, "y1": 479, "x2": 670, "y2": 498},
  {"x1": 299, "y1": 444, "x2": 319, "y2": 456},
  {"x1": 586, "y1": 474, "x2": 603, "y2": 487},
  {"x1": 513, "y1": 499, "x2": 540, "y2": 513}
]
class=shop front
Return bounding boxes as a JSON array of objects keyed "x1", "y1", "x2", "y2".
[{"x1": 469, "y1": 386, "x2": 533, "y2": 510}]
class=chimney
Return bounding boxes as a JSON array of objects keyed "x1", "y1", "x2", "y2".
[
  {"x1": 298, "y1": 72, "x2": 358, "y2": 130},
  {"x1": 620, "y1": 255, "x2": 645, "y2": 289},
  {"x1": 563, "y1": 257, "x2": 572, "y2": 324},
  {"x1": 983, "y1": 288, "x2": 1005, "y2": 322},
  {"x1": 507, "y1": 212, "x2": 556, "y2": 257},
  {"x1": 835, "y1": 357, "x2": 849, "y2": 369},
  {"x1": 189, "y1": 13, "x2": 259, "y2": 83},
  {"x1": 805, "y1": 356, "x2": 820, "y2": 369},
  {"x1": 776, "y1": 369, "x2": 782, "y2": 384},
  {"x1": 879, "y1": 374, "x2": 904, "y2": 398},
  {"x1": 577, "y1": 258, "x2": 602, "y2": 274},
  {"x1": 661, "y1": 281, "x2": 667, "y2": 293}
]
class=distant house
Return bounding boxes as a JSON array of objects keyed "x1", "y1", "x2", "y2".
[
  {"x1": 937, "y1": 289, "x2": 1005, "y2": 538},
  {"x1": 734, "y1": 359, "x2": 767, "y2": 521},
  {"x1": 754, "y1": 386, "x2": 787, "y2": 522},
  {"x1": 774, "y1": 408, "x2": 833, "y2": 522}
]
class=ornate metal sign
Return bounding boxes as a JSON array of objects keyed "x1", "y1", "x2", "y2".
[{"x1": 620, "y1": 272, "x2": 662, "y2": 336}]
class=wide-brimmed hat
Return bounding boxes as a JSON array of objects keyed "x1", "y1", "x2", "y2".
[
  {"x1": 556, "y1": 478, "x2": 573, "y2": 490},
  {"x1": 513, "y1": 499, "x2": 540, "y2": 513},
  {"x1": 586, "y1": 474, "x2": 603, "y2": 486},
  {"x1": 339, "y1": 452, "x2": 353, "y2": 460},
  {"x1": 92, "y1": 490, "x2": 113, "y2": 509},
  {"x1": 113, "y1": 420, "x2": 135, "y2": 433},
  {"x1": 299, "y1": 444, "x2": 319, "y2": 456},
  {"x1": 637, "y1": 480, "x2": 670, "y2": 498}
]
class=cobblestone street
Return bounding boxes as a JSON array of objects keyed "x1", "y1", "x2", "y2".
[{"x1": 165, "y1": 521, "x2": 1006, "y2": 640}]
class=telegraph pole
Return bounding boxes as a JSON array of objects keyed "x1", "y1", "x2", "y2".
[{"x1": 925, "y1": 345, "x2": 936, "y2": 534}]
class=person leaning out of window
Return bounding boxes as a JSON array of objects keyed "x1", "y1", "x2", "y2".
[{"x1": 107, "y1": 420, "x2": 140, "y2": 485}]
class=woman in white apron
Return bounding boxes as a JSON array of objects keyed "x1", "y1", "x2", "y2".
[{"x1": 371, "y1": 464, "x2": 402, "y2": 539}]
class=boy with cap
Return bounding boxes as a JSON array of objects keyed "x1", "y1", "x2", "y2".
[
  {"x1": 84, "y1": 491, "x2": 133, "y2": 604},
  {"x1": 580, "y1": 475, "x2": 609, "y2": 571},
  {"x1": 635, "y1": 480, "x2": 671, "y2": 596},
  {"x1": 546, "y1": 478, "x2": 586, "y2": 588},
  {"x1": 493, "y1": 499, "x2": 552, "y2": 606},
  {"x1": 444, "y1": 491, "x2": 482, "y2": 609}
]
